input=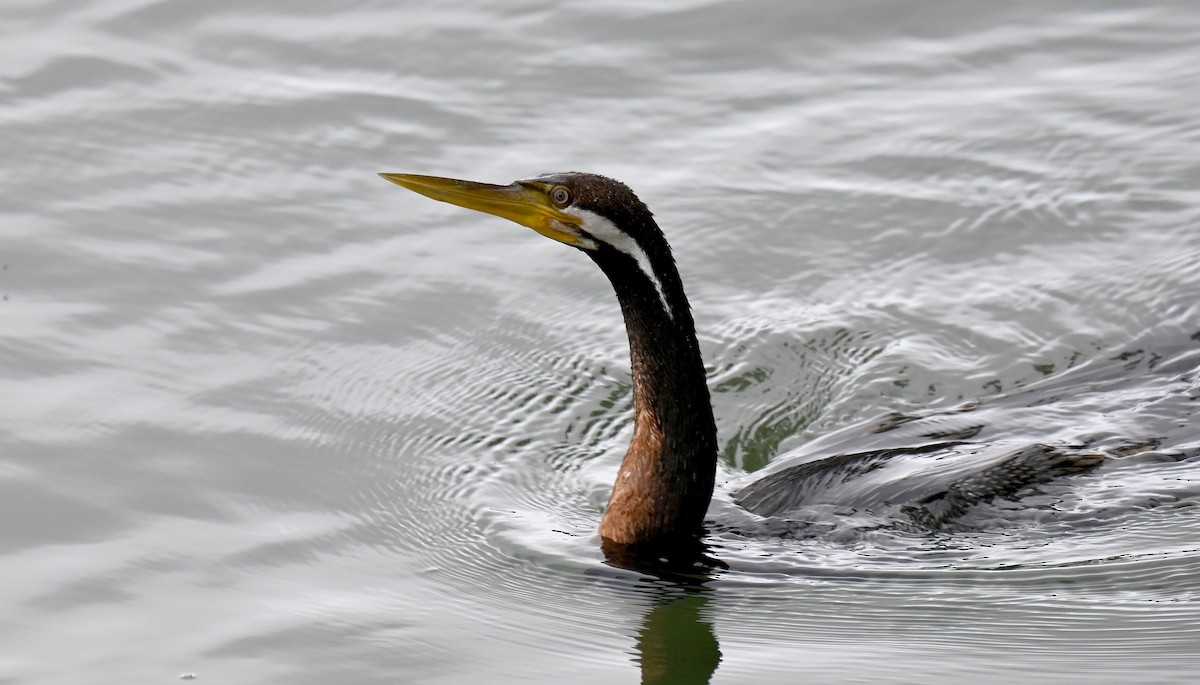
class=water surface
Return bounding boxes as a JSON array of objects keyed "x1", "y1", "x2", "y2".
[{"x1": 2, "y1": 1, "x2": 1200, "y2": 683}]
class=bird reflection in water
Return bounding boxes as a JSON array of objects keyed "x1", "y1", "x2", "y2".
[
  {"x1": 637, "y1": 584, "x2": 721, "y2": 685},
  {"x1": 601, "y1": 542, "x2": 724, "y2": 685}
]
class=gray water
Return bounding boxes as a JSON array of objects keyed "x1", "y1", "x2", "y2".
[{"x1": 3, "y1": 1, "x2": 1200, "y2": 683}]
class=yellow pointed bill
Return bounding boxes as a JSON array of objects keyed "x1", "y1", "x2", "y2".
[{"x1": 379, "y1": 173, "x2": 585, "y2": 246}]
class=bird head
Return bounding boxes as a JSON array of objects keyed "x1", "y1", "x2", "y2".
[{"x1": 380, "y1": 171, "x2": 675, "y2": 318}]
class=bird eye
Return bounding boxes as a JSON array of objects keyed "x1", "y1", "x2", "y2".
[{"x1": 551, "y1": 187, "x2": 571, "y2": 207}]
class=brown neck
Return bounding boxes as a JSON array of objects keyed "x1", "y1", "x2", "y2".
[{"x1": 591, "y1": 245, "x2": 718, "y2": 549}]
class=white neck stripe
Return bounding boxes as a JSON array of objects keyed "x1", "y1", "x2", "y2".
[{"x1": 573, "y1": 208, "x2": 674, "y2": 320}]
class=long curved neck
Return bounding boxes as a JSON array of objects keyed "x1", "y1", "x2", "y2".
[{"x1": 591, "y1": 244, "x2": 718, "y2": 548}]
